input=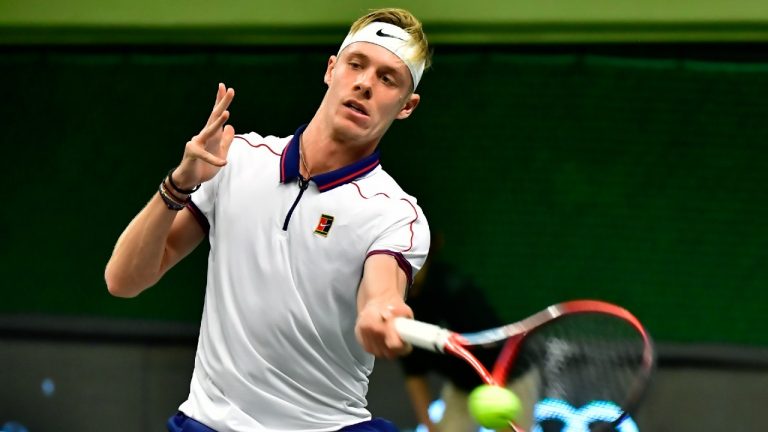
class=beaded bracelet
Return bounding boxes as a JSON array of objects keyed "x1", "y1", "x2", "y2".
[
  {"x1": 158, "y1": 181, "x2": 188, "y2": 211},
  {"x1": 167, "y1": 168, "x2": 201, "y2": 195}
]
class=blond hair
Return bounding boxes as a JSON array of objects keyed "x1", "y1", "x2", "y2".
[{"x1": 349, "y1": 8, "x2": 432, "y2": 70}]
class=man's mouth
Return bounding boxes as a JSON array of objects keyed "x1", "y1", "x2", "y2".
[{"x1": 344, "y1": 100, "x2": 368, "y2": 116}]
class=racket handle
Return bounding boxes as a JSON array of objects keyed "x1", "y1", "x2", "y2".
[{"x1": 394, "y1": 317, "x2": 452, "y2": 353}]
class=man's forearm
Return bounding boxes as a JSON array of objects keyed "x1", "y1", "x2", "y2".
[{"x1": 104, "y1": 192, "x2": 182, "y2": 297}]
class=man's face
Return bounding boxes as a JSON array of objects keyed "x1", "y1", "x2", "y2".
[{"x1": 323, "y1": 42, "x2": 420, "y2": 144}]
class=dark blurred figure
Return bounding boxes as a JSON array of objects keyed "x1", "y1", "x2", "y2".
[{"x1": 399, "y1": 233, "x2": 502, "y2": 432}]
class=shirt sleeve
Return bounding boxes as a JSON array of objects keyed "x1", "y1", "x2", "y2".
[
  {"x1": 367, "y1": 197, "x2": 430, "y2": 286},
  {"x1": 187, "y1": 170, "x2": 219, "y2": 232},
  {"x1": 187, "y1": 132, "x2": 266, "y2": 232}
]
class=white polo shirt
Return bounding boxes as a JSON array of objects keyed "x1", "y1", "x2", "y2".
[{"x1": 180, "y1": 124, "x2": 430, "y2": 431}]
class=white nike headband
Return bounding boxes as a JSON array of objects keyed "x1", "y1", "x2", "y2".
[{"x1": 337, "y1": 22, "x2": 426, "y2": 90}]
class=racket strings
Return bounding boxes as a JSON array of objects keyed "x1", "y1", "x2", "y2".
[{"x1": 504, "y1": 313, "x2": 649, "y2": 418}]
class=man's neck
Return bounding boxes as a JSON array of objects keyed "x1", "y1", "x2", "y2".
[{"x1": 300, "y1": 119, "x2": 379, "y2": 177}]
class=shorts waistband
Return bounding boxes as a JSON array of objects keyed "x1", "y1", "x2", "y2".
[{"x1": 167, "y1": 412, "x2": 398, "y2": 432}]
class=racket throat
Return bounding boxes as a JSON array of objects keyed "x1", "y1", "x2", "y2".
[
  {"x1": 492, "y1": 333, "x2": 524, "y2": 385},
  {"x1": 445, "y1": 340, "x2": 496, "y2": 385}
]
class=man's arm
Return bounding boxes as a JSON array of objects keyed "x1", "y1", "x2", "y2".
[
  {"x1": 104, "y1": 200, "x2": 205, "y2": 297},
  {"x1": 355, "y1": 254, "x2": 413, "y2": 359},
  {"x1": 405, "y1": 374, "x2": 439, "y2": 432},
  {"x1": 104, "y1": 83, "x2": 235, "y2": 297}
]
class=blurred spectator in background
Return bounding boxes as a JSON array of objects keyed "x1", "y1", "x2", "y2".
[{"x1": 399, "y1": 233, "x2": 502, "y2": 432}]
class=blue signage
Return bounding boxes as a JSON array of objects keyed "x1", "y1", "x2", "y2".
[{"x1": 416, "y1": 397, "x2": 639, "y2": 432}]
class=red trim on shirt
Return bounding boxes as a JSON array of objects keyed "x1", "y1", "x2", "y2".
[
  {"x1": 351, "y1": 182, "x2": 390, "y2": 199},
  {"x1": 234, "y1": 135, "x2": 282, "y2": 156},
  {"x1": 399, "y1": 198, "x2": 418, "y2": 252},
  {"x1": 318, "y1": 160, "x2": 381, "y2": 192},
  {"x1": 232, "y1": 135, "x2": 285, "y2": 182},
  {"x1": 350, "y1": 182, "x2": 419, "y2": 253}
]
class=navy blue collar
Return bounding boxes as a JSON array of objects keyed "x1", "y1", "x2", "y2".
[{"x1": 279, "y1": 124, "x2": 381, "y2": 192}]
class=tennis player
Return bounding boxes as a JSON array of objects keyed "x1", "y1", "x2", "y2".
[{"x1": 105, "y1": 8, "x2": 431, "y2": 432}]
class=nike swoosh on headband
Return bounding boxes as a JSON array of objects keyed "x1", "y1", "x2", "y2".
[
  {"x1": 338, "y1": 22, "x2": 426, "y2": 89},
  {"x1": 376, "y1": 28, "x2": 405, "y2": 41}
]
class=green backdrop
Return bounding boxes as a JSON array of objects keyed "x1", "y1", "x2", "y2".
[
  {"x1": 1, "y1": 44, "x2": 767, "y2": 346},
  {"x1": 4, "y1": 0, "x2": 768, "y2": 44}
]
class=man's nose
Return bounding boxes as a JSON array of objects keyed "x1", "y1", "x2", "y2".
[{"x1": 354, "y1": 71, "x2": 373, "y2": 98}]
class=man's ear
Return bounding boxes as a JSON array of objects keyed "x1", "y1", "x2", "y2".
[
  {"x1": 324, "y1": 55, "x2": 337, "y2": 86},
  {"x1": 396, "y1": 93, "x2": 420, "y2": 120}
]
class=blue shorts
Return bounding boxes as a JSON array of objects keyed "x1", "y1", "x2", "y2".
[{"x1": 167, "y1": 412, "x2": 398, "y2": 432}]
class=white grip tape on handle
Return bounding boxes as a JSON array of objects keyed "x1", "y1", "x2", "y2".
[{"x1": 394, "y1": 318, "x2": 452, "y2": 353}]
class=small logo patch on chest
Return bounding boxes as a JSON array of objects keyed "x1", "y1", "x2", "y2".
[{"x1": 313, "y1": 214, "x2": 335, "y2": 237}]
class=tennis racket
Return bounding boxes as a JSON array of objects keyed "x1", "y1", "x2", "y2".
[{"x1": 395, "y1": 299, "x2": 654, "y2": 432}]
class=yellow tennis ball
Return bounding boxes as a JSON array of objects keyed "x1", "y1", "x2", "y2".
[{"x1": 467, "y1": 384, "x2": 522, "y2": 430}]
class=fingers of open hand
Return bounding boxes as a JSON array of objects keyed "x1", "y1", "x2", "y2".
[
  {"x1": 185, "y1": 135, "x2": 226, "y2": 167},
  {"x1": 199, "y1": 110, "x2": 230, "y2": 141},
  {"x1": 219, "y1": 125, "x2": 236, "y2": 160},
  {"x1": 215, "y1": 83, "x2": 225, "y2": 106},
  {"x1": 206, "y1": 84, "x2": 235, "y2": 126},
  {"x1": 195, "y1": 144, "x2": 227, "y2": 167}
]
